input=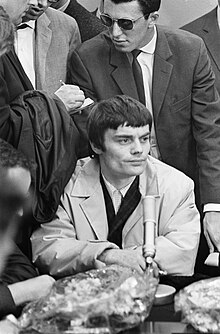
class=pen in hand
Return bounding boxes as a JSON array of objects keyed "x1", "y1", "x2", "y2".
[{"x1": 59, "y1": 79, "x2": 66, "y2": 86}]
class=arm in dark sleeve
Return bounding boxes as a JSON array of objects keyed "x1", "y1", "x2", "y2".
[
  {"x1": 1, "y1": 243, "x2": 38, "y2": 285},
  {"x1": 0, "y1": 283, "x2": 17, "y2": 319}
]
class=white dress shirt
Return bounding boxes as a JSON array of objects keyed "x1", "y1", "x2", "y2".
[
  {"x1": 102, "y1": 174, "x2": 135, "y2": 213},
  {"x1": 136, "y1": 26, "x2": 161, "y2": 159},
  {"x1": 14, "y1": 21, "x2": 36, "y2": 88}
]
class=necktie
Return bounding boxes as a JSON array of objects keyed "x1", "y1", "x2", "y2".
[{"x1": 132, "y1": 50, "x2": 146, "y2": 105}]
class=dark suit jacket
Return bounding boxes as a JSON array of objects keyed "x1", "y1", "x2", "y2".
[
  {"x1": 64, "y1": 0, "x2": 106, "y2": 42},
  {"x1": 0, "y1": 49, "x2": 33, "y2": 144},
  {"x1": 182, "y1": 7, "x2": 220, "y2": 95},
  {"x1": 67, "y1": 26, "x2": 220, "y2": 206}
]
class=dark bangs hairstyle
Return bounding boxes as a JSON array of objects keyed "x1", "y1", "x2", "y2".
[{"x1": 87, "y1": 95, "x2": 152, "y2": 154}]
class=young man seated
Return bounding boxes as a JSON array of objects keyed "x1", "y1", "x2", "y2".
[{"x1": 31, "y1": 95, "x2": 200, "y2": 278}]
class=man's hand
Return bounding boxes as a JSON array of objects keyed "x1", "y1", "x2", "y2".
[
  {"x1": 54, "y1": 85, "x2": 85, "y2": 111},
  {"x1": 203, "y1": 211, "x2": 220, "y2": 252},
  {"x1": 8, "y1": 275, "x2": 55, "y2": 306},
  {"x1": 98, "y1": 248, "x2": 146, "y2": 274}
]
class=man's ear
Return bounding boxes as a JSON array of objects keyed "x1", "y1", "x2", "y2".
[
  {"x1": 90, "y1": 141, "x2": 103, "y2": 155},
  {"x1": 148, "y1": 11, "x2": 159, "y2": 28}
]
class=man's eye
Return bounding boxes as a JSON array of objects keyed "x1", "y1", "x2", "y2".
[
  {"x1": 119, "y1": 138, "x2": 130, "y2": 144},
  {"x1": 141, "y1": 136, "x2": 150, "y2": 143}
]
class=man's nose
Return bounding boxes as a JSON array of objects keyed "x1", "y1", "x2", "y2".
[
  {"x1": 131, "y1": 140, "x2": 143, "y2": 154},
  {"x1": 111, "y1": 21, "x2": 123, "y2": 37}
]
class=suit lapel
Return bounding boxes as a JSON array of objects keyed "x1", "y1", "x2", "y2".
[
  {"x1": 152, "y1": 26, "x2": 173, "y2": 121},
  {"x1": 35, "y1": 12, "x2": 52, "y2": 89},
  {"x1": 80, "y1": 189, "x2": 109, "y2": 240},
  {"x1": 71, "y1": 160, "x2": 109, "y2": 240},
  {"x1": 201, "y1": 8, "x2": 220, "y2": 71},
  {"x1": 109, "y1": 43, "x2": 139, "y2": 100}
]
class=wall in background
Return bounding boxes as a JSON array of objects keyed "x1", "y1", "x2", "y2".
[{"x1": 78, "y1": 0, "x2": 218, "y2": 28}]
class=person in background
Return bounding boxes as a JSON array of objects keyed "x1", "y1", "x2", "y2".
[
  {"x1": 17, "y1": 0, "x2": 83, "y2": 94},
  {"x1": 0, "y1": 6, "x2": 14, "y2": 57},
  {"x1": 50, "y1": 0, "x2": 106, "y2": 42},
  {"x1": 31, "y1": 95, "x2": 200, "y2": 279},
  {"x1": 181, "y1": 1, "x2": 220, "y2": 95},
  {"x1": 67, "y1": 0, "x2": 220, "y2": 274},
  {"x1": 0, "y1": 139, "x2": 54, "y2": 332}
]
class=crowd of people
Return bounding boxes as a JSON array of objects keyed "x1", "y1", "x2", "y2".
[{"x1": 1, "y1": 0, "x2": 220, "y2": 332}]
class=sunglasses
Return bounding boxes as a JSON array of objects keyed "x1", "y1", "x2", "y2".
[{"x1": 100, "y1": 13, "x2": 145, "y2": 31}]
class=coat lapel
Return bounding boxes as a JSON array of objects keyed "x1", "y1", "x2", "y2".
[
  {"x1": 35, "y1": 12, "x2": 52, "y2": 90},
  {"x1": 71, "y1": 160, "x2": 109, "y2": 240},
  {"x1": 152, "y1": 26, "x2": 173, "y2": 122},
  {"x1": 109, "y1": 43, "x2": 139, "y2": 100},
  {"x1": 201, "y1": 8, "x2": 220, "y2": 71}
]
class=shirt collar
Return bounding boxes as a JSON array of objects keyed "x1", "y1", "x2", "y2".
[
  {"x1": 101, "y1": 173, "x2": 135, "y2": 198},
  {"x1": 17, "y1": 20, "x2": 35, "y2": 30},
  {"x1": 140, "y1": 25, "x2": 157, "y2": 55}
]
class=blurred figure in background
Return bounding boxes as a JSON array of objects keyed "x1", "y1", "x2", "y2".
[
  {"x1": 50, "y1": 0, "x2": 106, "y2": 42},
  {"x1": 0, "y1": 139, "x2": 54, "y2": 332},
  {"x1": 0, "y1": 6, "x2": 14, "y2": 57}
]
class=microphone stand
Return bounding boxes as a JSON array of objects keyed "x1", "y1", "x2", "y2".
[
  {"x1": 142, "y1": 195, "x2": 176, "y2": 305},
  {"x1": 142, "y1": 195, "x2": 156, "y2": 275}
]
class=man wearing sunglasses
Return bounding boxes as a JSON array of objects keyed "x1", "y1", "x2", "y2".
[{"x1": 67, "y1": 0, "x2": 220, "y2": 275}]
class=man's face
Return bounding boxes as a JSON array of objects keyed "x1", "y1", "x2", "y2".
[
  {"x1": 23, "y1": 0, "x2": 49, "y2": 22},
  {"x1": 103, "y1": 0, "x2": 153, "y2": 52},
  {"x1": 0, "y1": 0, "x2": 36, "y2": 25},
  {"x1": 0, "y1": 167, "x2": 31, "y2": 275},
  {"x1": 93, "y1": 124, "x2": 150, "y2": 186}
]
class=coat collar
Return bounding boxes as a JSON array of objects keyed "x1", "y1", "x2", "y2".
[{"x1": 70, "y1": 156, "x2": 160, "y2": 198}]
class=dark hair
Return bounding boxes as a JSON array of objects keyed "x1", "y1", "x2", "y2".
[
  {"x1": 0, "y1": 139, "x2": 31, "y2": 171},
  {"x1": 0, "y1": 6, "x2": 14, "y2": 57},
  {"x1": 87, "y1": 95, "x2": 152, "y2": 156},
  {"x1": 103, "y1": 0, "x2": 161, "y2": 17}
]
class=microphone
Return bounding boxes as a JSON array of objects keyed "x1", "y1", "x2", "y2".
[{"x1": 142, "y1": 195, "x2": 156, "y2": 267}]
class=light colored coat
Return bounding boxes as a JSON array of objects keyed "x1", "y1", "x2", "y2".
[
  {"x1": 35, "y1": 7, "x2": 81, "y2": 93},
  {"x1": 31, "y1": 156, "x2": 200, "y2": 277}
]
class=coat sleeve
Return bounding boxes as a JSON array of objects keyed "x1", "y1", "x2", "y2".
[
  {"x1": 1, "y1": 243, "x2": 38, "y2": 285},
  {"x1": 67, "y1": 49, "x2": 98, "y2": 102},
  {"x1": 31, "y1": 180, "x2": 118, "y2": 278},
  {"x1": 192, "y1": 39, "x2": 220, "y2": 204},
  {"x1": 154, "y1": 176, "x2": 200, "y2": 275}
]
